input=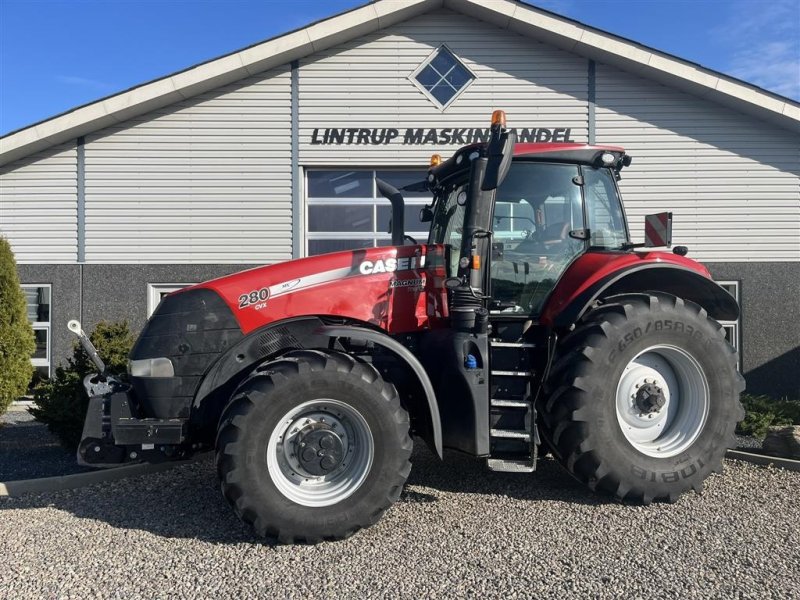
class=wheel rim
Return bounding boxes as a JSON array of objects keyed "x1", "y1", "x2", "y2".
[
  {"x1": 266, "y1": 399, "x2": 374, "y2": 507},
  {"x1": 615, "y1": 345, "x2": 709, "y2": 458}
]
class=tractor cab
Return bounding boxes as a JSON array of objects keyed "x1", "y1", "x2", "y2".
[{"x1": 425, "y1": 134, "x2": 631, "y2": 318}]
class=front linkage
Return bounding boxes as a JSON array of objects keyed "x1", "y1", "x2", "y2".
[{"x1": 68, "y1": 320, "x2": 190, "y2": 467}]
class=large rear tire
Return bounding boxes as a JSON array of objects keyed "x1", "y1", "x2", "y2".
[
  {"x1": 541, "y1": 293, "x2": 745, "y2": 504},
  {"x1": 215, "y1": 349, "x2": 413, "y2": 543}
]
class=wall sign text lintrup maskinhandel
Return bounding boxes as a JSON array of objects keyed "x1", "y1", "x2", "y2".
[{"x1": 309, "y1": 127, "x2": 576, "y2": 145}]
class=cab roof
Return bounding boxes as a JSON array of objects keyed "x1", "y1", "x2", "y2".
[
  {"x1": 513, "y1": 142, "x2": 625, "y2": 156},
  {"x1": 427, "y1": 141, "x2": 629, "y2": 187}
]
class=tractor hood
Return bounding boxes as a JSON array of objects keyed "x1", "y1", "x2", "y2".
[
  {"x1": 129, "y1": 244, "x2": 448, "y2": 419},
  {"x1": 189, "y1": 244, "x2": 449, "y2": 335}
]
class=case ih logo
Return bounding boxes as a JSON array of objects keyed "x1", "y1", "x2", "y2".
[{"x1": 310, "y1": 127, "x2": 575, "y2": 145}]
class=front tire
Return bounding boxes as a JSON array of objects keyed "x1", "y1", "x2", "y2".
[
  {"x1": 215, "y1": 349, "x2": 413, "y2": 543},
  {"x1": 541, "y1": 293, "x2": 745, "y2": 504}
]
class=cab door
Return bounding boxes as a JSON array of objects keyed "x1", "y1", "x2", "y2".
[{"x1": 488, "y1": 162, "x2": 586, "y2": 315}]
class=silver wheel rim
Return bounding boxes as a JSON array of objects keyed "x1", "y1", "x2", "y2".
[
  {"x1": 266, "y1": 399, "x2": 374, "y2": 507},
  {"x1": 615, "y1": 344, "x2": 709, "y2": 458}
]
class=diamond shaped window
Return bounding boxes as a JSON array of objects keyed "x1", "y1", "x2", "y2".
[{"x1": 411, "y1": 46, "x2": 475, "y2": 109}]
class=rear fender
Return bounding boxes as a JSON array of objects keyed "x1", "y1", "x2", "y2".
[{"x1": 552, "y1": 264, "x2": 739, "y2": 329}]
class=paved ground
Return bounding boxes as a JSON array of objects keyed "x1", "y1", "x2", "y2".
[{"x1": 1, "y1": 416, "x2": 798, "y2": 599}]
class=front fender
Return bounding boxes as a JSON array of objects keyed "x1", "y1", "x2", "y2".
[{"x1": 315, "y1": 325, "x2": 443, "y2": 459}]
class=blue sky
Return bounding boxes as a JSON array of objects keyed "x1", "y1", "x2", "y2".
[{"x1": 1, "y1": 0, "x2": 798, "y2": 135}]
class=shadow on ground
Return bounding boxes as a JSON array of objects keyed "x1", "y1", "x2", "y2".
[
  {"x1": 1, "y1": 419, "x2": 604, "y2": 545},
  {"x1": 0, "y1": 419, "x2": 92, "y2": 481}
]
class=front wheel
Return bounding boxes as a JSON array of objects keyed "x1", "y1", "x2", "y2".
[
  {"x1": 541, "y1": 293, "x2": 745, "y2": 504},
  {"x1": 215, "y1": 349, "x2": 413, "y2": 543}
]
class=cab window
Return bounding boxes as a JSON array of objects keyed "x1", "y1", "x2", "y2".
[{"x1": 490, "y1": 162, "x2": 584, "y2": 314}]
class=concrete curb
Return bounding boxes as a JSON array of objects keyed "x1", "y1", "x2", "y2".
[
  {"x1": 0, "y1": 454, "x2": 209, "y2": 498},
  {"x1": 726, "y1": 449, "x2": 800, "y2": 473}
]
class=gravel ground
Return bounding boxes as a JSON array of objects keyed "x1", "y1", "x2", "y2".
[
  {"x1": 1, "y1": 426, "x2": 798, "y2": 600},
  {"x1": 736, "y1": 434, "x2": 764, "y2": 450}
]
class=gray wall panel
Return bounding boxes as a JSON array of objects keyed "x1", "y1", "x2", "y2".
[
  {"x1": 80, "y1": 264, "x2": 250, "y2": 338},
  {"x1": 84, "y1": 67, "x2": 292, "y2": 264},
  {"x1": 707, "y1": 262, "x2": 800, "y2": 398},
  {"x1": 0, "y1": 143, "x2": 78, "y2": 263},
  {"x1": 596, "y1": 64, "x2": 800, "y2": 263}
]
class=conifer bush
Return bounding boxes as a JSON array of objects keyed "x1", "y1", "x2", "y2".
[
  {"x1": 0, "y1": 237, "x2": 35, "y2": 415},
  {"x1": 31, "y1": 321, "x2": 134, "y2": 449}
]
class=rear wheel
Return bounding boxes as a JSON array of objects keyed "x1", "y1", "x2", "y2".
[
  {"x1": 215, "y1": 349, "x2": 413, "y2": 542},
  {"x1": 541, "y1": 293, "x2": 744, "y2": 503}
]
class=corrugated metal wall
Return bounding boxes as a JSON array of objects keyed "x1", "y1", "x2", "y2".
[
  {"x1": 83, "y1": 66, "x2": 291, "y2": 264},
  {"x1": 596, "y1": 64, "x2": 800, "y2": 263},
  {"x1": 299, "y1": 9, "x2": 589, "y2": 165},
  {"x1": 0, "y1": 142, "x2": 77, "y2": 263}
]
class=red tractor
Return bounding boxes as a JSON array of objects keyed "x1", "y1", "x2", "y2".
[{"x1": 70, "y1": 111, "x2": 743, "y2": 543}]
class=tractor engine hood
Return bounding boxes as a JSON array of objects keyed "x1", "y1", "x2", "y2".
[
  {"x1": 187, "y1": 244, "x2": 449, "y2": 336},
  {"x1": 128, "y1": 244, "x2": 447, "y2": 420}
]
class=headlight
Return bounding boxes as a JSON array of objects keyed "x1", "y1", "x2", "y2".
[{"x1": 129, "y1": 357, "x2": 175, "y2": 378}]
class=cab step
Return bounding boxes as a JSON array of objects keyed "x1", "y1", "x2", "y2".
[
  {"x1": 490, "y1": 428, "x2": 531, "y2": 441},
  {"x1": 491, "y1": 370, "x2": 533, "y2": 377},
  {"x1": 488, "y1": 324, "x2": 538, "y2": 472},
  {"x1": 487, "y1": 458, "x2": 535, "y2": 473},
  {"x1": 491, "y1": 399, "x2": 529, "y2": 409},
  {"x1": 489, "y1": 342, "x2": 537, "y2": 348}
]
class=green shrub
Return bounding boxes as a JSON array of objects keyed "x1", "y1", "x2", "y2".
[
  {"x1": 31, "y1": 321, "x2": 134, "y2": 449},
  {"x1": 736, "y1": 394, "x2": 800, "y2": 439},
  {"x1": 0, "y1": 237, "x2": 35, "y2": 415}
]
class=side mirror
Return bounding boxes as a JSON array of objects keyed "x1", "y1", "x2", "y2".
[
  {"x1": 481, "y1": 129, "x2": 517, "y2": 191},
  {"x1": 419, "y1": 206, "x2": 433, "y2": 223},
  {"x1": 644, "y1": 212, "x2": 672, "y2": 247}
]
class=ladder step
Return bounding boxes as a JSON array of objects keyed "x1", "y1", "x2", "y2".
[
  {"x1": 487, "y1": 458, "x2": 535, "y2": 473},
  {"x1": 489, "y1": 342, "x2": 536, "y2": 348},
  {"x1": 491, "y1": 399, "x2": 529, "y2": 409},
  {"x1": 491, "y1": 370, "x2": 533, "y2": 377},
  {"x1": 490, "y1": 428, "x2": 531, "y2": 441}
]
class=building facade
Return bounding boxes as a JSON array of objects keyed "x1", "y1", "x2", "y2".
[{"x1": 1, "y1": 0, "x2": 798, "y2": 396}]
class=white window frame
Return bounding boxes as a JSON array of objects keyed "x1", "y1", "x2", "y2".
[
  {"x1": 717, "y1": 280, "x2": 741, "y2": 370},
  {"x1": 22, "y1": 283, "x2": 51, "y2": 378},
  {"x1": 305, "y1": 168, "x2": 430, "y2": 256},
  {"x1": 408, "y1": 44, "x2": 476, "y2": 111},
  {"x1": 147, "y1": 284, "x2": 195, "y2": 317}
]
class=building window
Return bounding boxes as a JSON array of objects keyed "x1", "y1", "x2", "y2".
[
  {"x1": 147, "y1": 284, "x2": 195, "y2": 317},
  {"x1": 410, "y1": 45, "x2": 475, "y2": 109},
  {"x1": 717, "y1": 281, "x2": 741, "y2": 369},
  {"x1": 22, "y1": 284, "x2": 51, "y2": 379},
  {"x1": 306, "y1": 170, "x2": 431, "y2": 256}
]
